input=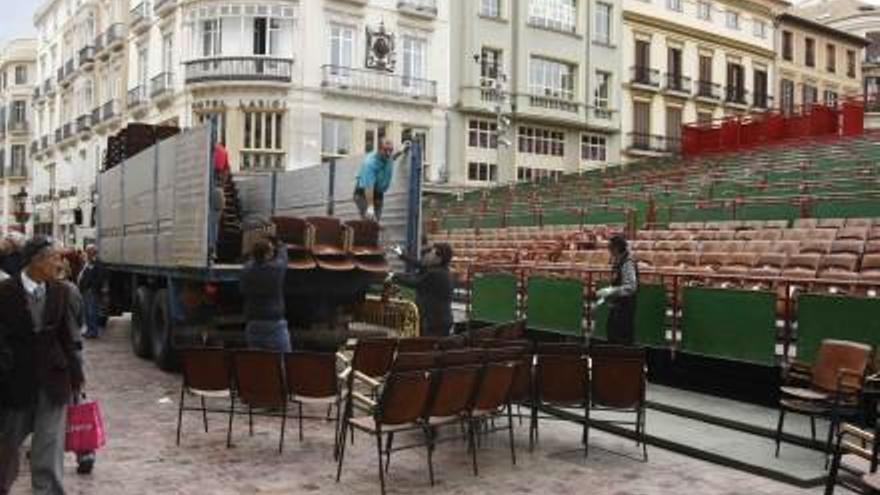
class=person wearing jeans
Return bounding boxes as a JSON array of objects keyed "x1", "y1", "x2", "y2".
[
  {"x1": 76, "y1": 246, "x2": 104, "y2": 339},
  {"x1": 239, "y1": 237, "x2": 291, "y2": 352}
]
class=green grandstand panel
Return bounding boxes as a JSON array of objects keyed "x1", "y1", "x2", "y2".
[
  {"x1": 736, "y1": 204, "x2": 800, "y2": 221},
  {"x1": 796, "y1": 294, "x2": 880, "y2": 364},
  {"x1": 592, "y1": 284, "x2": 667, "y2": 347},
  {"x1": 526, "y1": 276, "x2": 584, "y2": 337},
  {"x1": 471, "y1": 272, "x2": 519, "y2": 324},
  {"x1": 815, "y1": 201, "x2": 880, "y2": 219},
  {"x1": 681, "y1": 288, "x2": 777, "y2": 366}
]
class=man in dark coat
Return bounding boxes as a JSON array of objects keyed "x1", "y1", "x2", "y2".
[
  {"x1": 0, "y1": 236, "x2": 85, "y2": 495},
  {"x1": 77, "y1": 245, "x2": 105, "y2": 338},
  {"x1": 392, "y1": 243, "x2": 455, "y2": 337}
]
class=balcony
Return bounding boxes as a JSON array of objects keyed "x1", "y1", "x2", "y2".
[
  {"x1": 664, "y1": 73, "x2": 691, "y2": 96},
  {"x1": 103, "y1": 24, "x2": 127, "y2": 54},
  {"x1": 33, "y1": 86, "x2": 42, "y2": 103},
  {"x1": 94, "y1": 32, "x2": 106, "y2": 60},
  {"x1": 76, "y1": 114, "x2": 93, "y2": 136},
  {"x1": 185, "y1": 57, "x2": 293, "y2": 85},
  {"x1": 725, "y1": 87, "x2": 749, "y2": 107},
  {"x1": 7, "y1": 120, "x2": 28, "y2": 134},
  {"x1": 320, "y1": 64, "x2": 437, "y2": 102},
  {"x1": 696, "y1": 81, "x2": 722, "y2": 101},
  {"x1": 40, "y1": 135, "x2": 49, "y2": 151},
  {"x1": 150, "y1": 72, "x2": 174, "y2": 101},
  {"x1": 154, "y1": 0, "x2": 176, "y2": 16},
  {"x1": 627, "y1": 132, "x2": 680, "y2": 155},
  {"x1": 397, "y1": 0, "x2": 437, "y2": 18},
  {"x1": 79, "y1": 46, "x2": 96, "y2": 71},
  {"x1": 130, "y1": 2, "x2": 151, "y2": 34},
  {"x1": 61, "y1": 122, "x2": 75, "y2": 146},
  {"x1": 44, "y1": 78, "x2": 55, "y2": 97},
  {"x1": 528, "y1": 93, "x2": 580, "y2": 113},
  {"x1": 54, "y1": 127, "x2": 63, "y2": 145},
  {"x1": 30, "y1": 140, "x2": 39, "y2": 156},
  {"x1": 98, "y1": 99, "x2": 121, "y2": 128},
  {"x1": 4, "y1": 164, "x2": 27, "y2": 180},
  {"x1": 127, "y1": 85, "x2": 149, "y2": 110},
  {"x1": 91, "y1": 106, "x2": 102, "y2": 125},
  {"x1": 630, "y1": 66, "x2": 661, "y2": 90}
]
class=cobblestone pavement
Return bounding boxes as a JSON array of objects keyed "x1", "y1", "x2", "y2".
[{"x1": 12, "y1": 316, "x2": 823, "y2": 495}]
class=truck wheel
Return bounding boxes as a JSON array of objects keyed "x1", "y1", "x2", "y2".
[
  {"x1": 131, "y1": 287, "x2": 154, "y2": 359},
  {"x1": 151, "y1": 289, "x2": 179, "y2": 371}
]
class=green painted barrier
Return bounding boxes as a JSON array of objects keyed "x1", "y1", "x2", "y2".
[
  {"x1": 471, "y1": 272, "x2": 518, "y2": 324},
  {"x1": 681, "y1": 288, "x2": 777, "y2": 366},
  {"x1": 592, "y1": 284, "x2": 668, "y2": 347},
  {"x1": 526, "y1": 276, "x2": 584, "y2": 337},
  {"x1": 796, "y1": 294, "x2": 880, "y2": 364}
]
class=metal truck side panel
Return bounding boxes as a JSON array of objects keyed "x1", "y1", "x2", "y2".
[
  {"x1": 156, "y1": 135, "x2": 178, "y2": 266},
  {"x1": 97, "y1": 165, "x2": 123, "y2": 264},
  {"x1": 121, "y1": 148, "x2": 157, "y2": 266},
  {"x1": 171, "y1": 126, "x2": 211, "y2": 268}
]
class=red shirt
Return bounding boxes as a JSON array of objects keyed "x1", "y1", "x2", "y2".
[{"x1": 213, "y1": 144, "x2": 230, "y2": 174}]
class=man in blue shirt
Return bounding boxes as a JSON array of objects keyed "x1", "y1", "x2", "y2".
[{"x1": 353, "y1": 138, "x2": 408, "y2": 222}]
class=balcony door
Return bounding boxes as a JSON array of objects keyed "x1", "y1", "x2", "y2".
[
  {"x1": 201, "y1": 19, "x2": 222, "y2": 73},
  {"x1": 635, "y1": 40, "x2": 650, "y2": 83},
  {"x1": 753, "y1": 69, "x2": 767, "y2": 108},
  {"x1": 667, "y1": 47, "x2": 683, "y2": 90},
  {"x1": 698, "y1": 55, "x2": 712, "y2": 96},
  {"x1": 666, "y1": 106, "x2": 682, "y2": 152},
  {"x1": 402, "y1": 36, "x2": 427, "y2": 92},
  {"x1": 726, "y1": 63, "x2": 744, "y2": 102},
  {"x1": 329, "y1": 24, "x2": 354, "y2": 81},
  {"x1": 633, "y1": 100, "x2": 650, "y2": 149},
  {"x1": 253, "y1": 18, "x2": 281, "y2": 74}
]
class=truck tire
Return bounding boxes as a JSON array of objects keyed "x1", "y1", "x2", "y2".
[
  {"x1": 150, "y1": 289, "x2": 179, "y2": 371},
  {"x1": 131, "y1": 287, "x2": 154, "y2": 359}
]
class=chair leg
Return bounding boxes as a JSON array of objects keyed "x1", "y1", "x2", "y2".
[
  {"x1": 384, "y1": 432, "x2": 395, "y2": 473},
  {"x1": 825, "y1": 443, "x2": 842, "y2": 495},
  {"x1": 810, "y1": 416, "x2": 817, "y2": 441},
  {"x1": 640, "y1": 408, "x2": 648, "y2": 462},
  {"x1": 468, "y1": 419, "x2": 479, "y2": 476},
  {"x1": 279, "y1": 404, "x2": 287, "y2": 454},
  {"x1": 248, "y1": 405, "x2": 254, "y2": 436},
  {"x1": 201, "y1": 396, "x2": 209, "y2": 433},
  {"x1": 176, "y1": 387, "x2": 185, "y2": 446},
  {"x1": 227, "y1": 395, "x2": 235, "y2": 449},
  {"x1": 774, "y1": 408, "x2": 786, "y2": 458},
  {"x1": 333, "y1": 396, "x2": 343, "y2": 461},
  {"x1": 426, "y1": 427, "x2": 436, "y2": 487},
  {"x1": 825, "y1": 413, "x2": 839, "y2": 470},
  {"x1": 298, "y1": 402, "x2": 304, "y2": 442},
  {"x1": 583, "y1": 403, "x2": 589, "y2": 459},
  {"x1": 335, "y1": 420, "x2": 348, "y2": 483},
  {"x1": 376, "y1": 430, "x2": 387, "y2": 495},
  {"x1": 506, "y1": 406, "x2": 517, "y2": 466},
  {"x1": 529, "y1": 404, "x2": 537, "y2": 452}
]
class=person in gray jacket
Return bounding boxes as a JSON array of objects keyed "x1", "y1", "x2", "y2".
[
  {"x1": 239, "y1": 237, "x2": 291, "y2": 352},
  {"x1": 596, "y1": 235, "x2": 639, "y2": 346}
]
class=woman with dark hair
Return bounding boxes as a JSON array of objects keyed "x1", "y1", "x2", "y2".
[
  {"x1": 596, "y1": 234, "x2": 639, "y2": 345},
  {"x1": 239, "y1": 237, "x2": 291, "y2": 352},
  {"x1": 391, "y1": 243, "x2": 455, "y2": 337}
]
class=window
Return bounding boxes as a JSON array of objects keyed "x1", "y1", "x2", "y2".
[
  {"x1": 805, "y1": 37, "x2": 815, "y2": 67},
  {"x1": 753, "y1": 20, "x2": 766, "y2": 39},
  {"x1": 667, "y1": 0, "x2": 682, "y2": 12},
  {"x1": 697, "y1": 1, "x2": 711, "y2": 20},
  {"x1": 517, "y1": 126, "x2": 565, "y2": 156},
  {"x1": 594, "y1": 71, "x2": 611, "y2": 117},
  {"x1": 667, "y1": 47, "x2": 683, "y2": 83},
  {"x1": 137, "y1": 45, "x2": 148, "y2": 90},
  {"x1": 402, "y1": 36, "x2": 427, "y2": 82},
  {"x1": 529, "y1": 57, "x2": 574, "y2": 99},
  {"x1": 480, "y1": 47, "x2": 502, "y2": 86},
  {"x1": 632, "y1": 101, "x2": 651, "y2": 148},
  {"x1": 468, "y1": 119, "x2": 498, "y2": 149},
  {"x1": 364, "y1": 122, "x2": 387, "y2": 153},
  {"x1": 725, "y1": 11, "x2": 739, "y2": 30},
  {"x1": 847, "y1": 50, "x2": 856, "y2": 78},
  {"x1": 468, "y1": 162, "x2": 498, "y2": 182},
  {"x1": 517, "y1": 167, "x2": 562, "y2": 182},
  {"x1": 201, "y1": 19, "x2": 222, "y2": 57},
  {"x1": 528, "y1": 0, "x2": 577, "y2": 33},
  {"x1": 666, "y1": 107, "x2": 682, "y2": 151},
  {"x1": 197, "y1": 111, "x2": 226, "y2": 145},
  {"x1": 581, "y1": 134, "x2": 607, "y2": 161},
  {"x1": 753, "y1": 70, "x2": 768, "y2": 107},
  {"x1": 782, "y1": 31, "x2": 793, "y2": 61},
  {"x1": 480, "y1": 0, "x2": 501, "y2": 18},
  {"x1": 242, "y1": 110, "x2": 285, "y2": 170},
  {"x1": 698, "y1": 54, "x2": 713, "y2": 86},
  {"x1": 253, "y1": 18, "x2": 281, "y2": 56},
  {"x1": 697, "y1": 112, "x2": 713, "y2": 125},
  {"x1": 726, "y1": 62, "x2": 744, "y2": 102},
  {"x1": 827, "y1": 44, "x2": 836, "y2": 73},
  {"x1": 14, "y1": 65, "x2": 27, "y2": 85},
  {"x1": 594, "y1": 2, "x2": 612, "y2": 44},
  {"x1": 321, "y1": 116, "x2": 352, "y2": 156},
  {"x1": 11, "y1": 145, "x2": 25, "y2": 168},
  {"x1": 11, "y1": 101, "x2": 26, "y2": 124},
  {"x1": 329, "y1": 24, "x2": 354, "y2": 70},
  {"x1": 162, "y1": 33, "x2": 173, "y2": 74},
  {"x1": 824, "y1": 90, "x2": 839, "y2": 107},
  {"x1": 803, "y1": 85, "x2": 818, "y2": 106}
]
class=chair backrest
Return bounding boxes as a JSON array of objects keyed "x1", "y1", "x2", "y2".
[
  {"x1": 535, "y1": 352, "x2": 588, "y2": 405},
  {"x1": 392, "y1": 351, "x2": 438, "y2": 372},
  {"x1": 271, "y1": 216, "x2": 310, "y2": 248},
  {"x1": 438, "y1": 348, "x2": 485, "y2": 367},
  {"x1": 285, "y1": 352, "x2": 337, "y2": 399},
  {"x1": 377, "y1": 370, "x2": 434, "y2": 425},
  {"x1": 812, "y1": 339, "x2": 874, "y2": 393},
  {"x1": 180, "y1": 348, "x2": 232, "y2": 392},
  {"x1": 307, "y1": 216, "x2": 345, "y2": 248},
  {"x1": 425, "y1": 365, "x2": 482, "y2": 418},
  {"x1": 494, "y1": 320, "x2": 526, "y2": 340},
  {"x1": 233, "y1": 351, "x2": 286, "y2": 408},
  {"x1": 472, "y1": 361, "x2": 517, "y2": 412},
  {"x1": 590, "y1": 345, "x2": 646, "y2": 409},
  {"x1": 345, "y1": 219, "x2": 381, "y2": 249},
  {"x1": 352, "y1": 338, "x2": 398, "y2": 378},
  {"x1": 536, "y1": 342, "x2": 584, "y2": 355},
  {"x1": 397, "y1": 337, "x2": 441, "y2": 353}
]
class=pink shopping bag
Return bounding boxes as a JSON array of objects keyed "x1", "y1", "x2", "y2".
[{"x1": 65, "y1": 400, "x2": 106, "y2": 453}]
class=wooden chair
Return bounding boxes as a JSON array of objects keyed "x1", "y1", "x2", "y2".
[
  {"x1": 345, "y1": 219, "x2": 389, "y2": 273},
  {"x1": 467, "y1": 351, "x2": 519, "y2": 475},
  {"x1": 284, "y1": 352, "x2": 343, "y2": 450},
  {"x1": 230, "y1": 351, "x2": 289, "y2": 453},
  {"x1": 335, "y1": 369, "x2": 435, "y2": 495},
  {"x1": 826, "y1": 423, "x2": 880, "y2": 494},
  {"x1": 775, "y1": 339, "x2": 874, "y2": 464},
  {"x1": 530, "y1": 344, "x2": 589, "y2": 454},
  {"x1": 306, "y1": 216, "x2": 355, "y2": 271},
  {"x1": 176, "y1": 348, "x2": 233, "y2": 446},
  {"x1": 337, "y1": 338, "x2": 398, "y2": 449},
  {"x1": 396, "y1": 337, "x2": 442, "y2": 353},
  {"x1": 588, "y1": 345, "x2": 648, "y2": 461},
  {"x1": 271, "y1": 216, "x2": 316, "y2": 270}
]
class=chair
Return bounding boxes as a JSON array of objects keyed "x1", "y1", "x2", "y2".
[
  {"x1": 335, "y1": 370, "x2": 435, "y2": 495},
  {"x1": 306, "y1": 216, "x2": 355, "y2": 271},
  {"x1": 271, "y1": 216, "x2": 317, "y2": 270},
  {"x1": 230, "y1": 351, "x2": 289, "y2": 453},
  {"x1": 826, "y1": 423, "x2": 880, "y2": 494},
  {"x1": 337, "y1": 338, "x2": 399, "y2": 446},
  {"x1": 176, "y1": 348, "x2": 233, "y2": 446},
  {"x1": 775, "y1": 340, "x2": 874, "y2": 463},
  {"x1": 530, "y1": 345, "x2": 589, "y2": 455},
  {"x1": 391, "y1": 351, "x2": 439, "y2": 372},
  {"x1": 838, "y1": 228, "x2": 870, "y2": 242},
  {"x1": 757, "y1": 229, "x2": 784, "y2": 241},
  {"x1": 794, "y1": 218, "x2": 820, "y2": 229},
  {"x1": 494, "y1": 320, "x2": 526, "y2": 340},
  {"x1": 831, "y1": 240, "x2": 865, "y2": 256},
  {"x1": 774, "y1": 240, "x2": 801, "y2": 255},
  {"x1": 818, "y1": 218, "x2": 847, "y2": 229},
  {"x1": 845, "y1": 218, "x2": 875, "y2": 229},
  {"x1": 800, "y1": 239, "x2": 833, "y2": 255},
  {"x1": 397, "y1": 337, "x2": 442, "y2": 353},
  {"x1": 588, "y1": 345, "x2": 648, "y2": 461},
  {"x1": 345, "y1": 220, "x2": 390, "y2": 273},
  {"x1": 284, "y1": 352, "x2": 343, "y2": 445},
  {"x1": 468, "y1": 356, "x2": 519, "y2": 475},
  {"x1": 783, "y1": 229, "x2": 811, "y2": 242}
]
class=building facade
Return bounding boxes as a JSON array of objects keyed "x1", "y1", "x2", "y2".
[
  {"x1": 620, "y1": 0, "x2": 782, "y2": 159},
  {"x1": 447, "y1": 0, "x2": 623, "y2": 189},
  {"x1": 0, "y1": 39, "x2": 38, "y2": 236},
  {"x1": 775, "y1": 12, "x2": 866, "y2": 113}
]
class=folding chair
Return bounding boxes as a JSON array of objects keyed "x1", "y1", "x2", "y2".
[
  {"x1": 230, "y1": 351, "x2": 288, "y2": 453},
  {"x1": 176, "y1": 348, "x2": 233, "y2": 446},
  {"x1": 284, "y1": 352, "x2": 343, "y2": 450},
  {"x1": 588, "y1": 345, "x2": 648, "y2": 461}
]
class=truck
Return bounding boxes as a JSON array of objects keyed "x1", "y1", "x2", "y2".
[{"x1": 97, "y1": 124, "x2": 424, "y2": 370}]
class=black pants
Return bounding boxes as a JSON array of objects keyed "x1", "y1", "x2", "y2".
[{"x1": 606, "y1": 299, "x2": 636, "y2": 346}]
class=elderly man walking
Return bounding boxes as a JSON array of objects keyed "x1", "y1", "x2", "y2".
[{"x1": 0, "y1": 236, "x2": 86, "y2": 495}]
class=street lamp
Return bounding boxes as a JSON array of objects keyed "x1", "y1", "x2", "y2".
[{"x1": 12, "y1": 187, "x2": 30, "y2": 233}]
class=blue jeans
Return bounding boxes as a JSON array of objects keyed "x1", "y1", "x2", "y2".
[
  {"x1": 83, "y1": 291, "x2": 101, "y2": 337},
  {"x1": 245, "y1": 320, "x2": 292, "y2": 353}
]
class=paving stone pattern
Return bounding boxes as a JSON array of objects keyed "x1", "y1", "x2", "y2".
[{"x1": 12, "y1": 317, "x2": 823, "y2": 495}]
